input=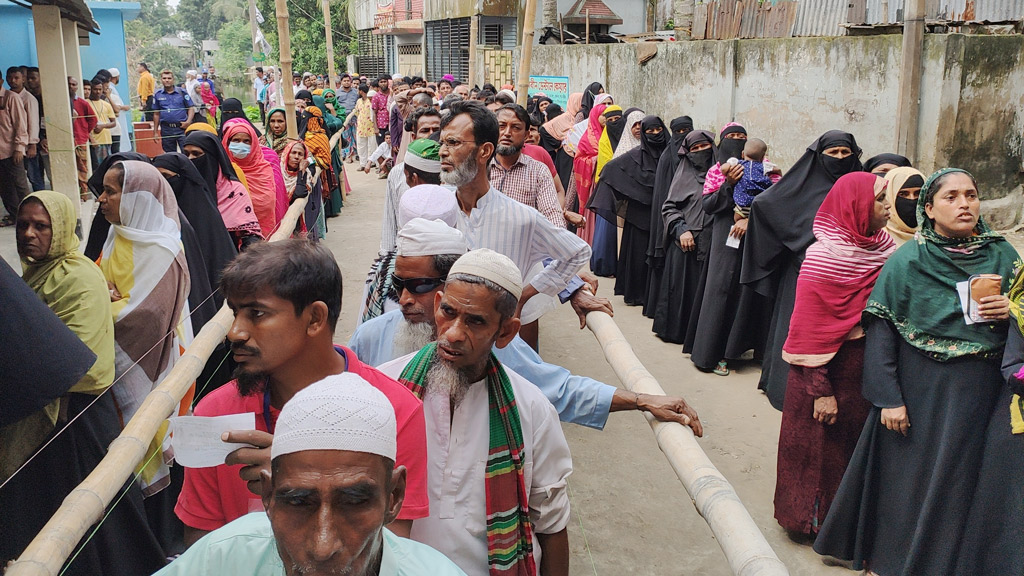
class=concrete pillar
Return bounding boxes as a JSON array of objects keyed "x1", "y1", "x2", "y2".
[{"x1": 32, "y1": 6, "x2": 82, "y2": 227}]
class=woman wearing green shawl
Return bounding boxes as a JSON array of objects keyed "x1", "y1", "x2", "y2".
[
  {"x1": 815, "y1": 168, "x2": 1020, "y2": 575},
  {"x1": 313, "y1": 92, "x2": 347, "y2": 217},
  {"x1": 259, "y1": 106, "x2": 289, "y2": 155},
  {"x1": 0, "y1": 191, "x2": 167, "y2": 575}
]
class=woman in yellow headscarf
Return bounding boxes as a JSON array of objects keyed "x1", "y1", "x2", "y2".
[
  {"x1": 0, "y1": 190, "x2": 167, "y2": 575},
  {"x1": 594, "y1": 105, "x2": 623, "y2": 182}
]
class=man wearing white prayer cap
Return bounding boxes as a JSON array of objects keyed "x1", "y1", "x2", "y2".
[
  {"x1": 157, "y1": 374, "x2": 467, "y2": 576},
  {"x1": 349, "y1": 218, "x2": 705, "y2": 431},
  {"x1": 379, "y1": 108, "x2": 443, "y2": 253},
  {"x1": 358, "y1": 141, "x2": 454, "y2": 325},
  {"x1": 376, "y1": 248, "x2": 573, "y2": 576}
]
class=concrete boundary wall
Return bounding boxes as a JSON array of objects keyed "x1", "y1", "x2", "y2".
[{"x1": 531, "y1": 35, "x2": 1024, "y2": 226}]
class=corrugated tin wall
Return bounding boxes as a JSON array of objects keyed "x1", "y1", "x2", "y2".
[
  {"x1": 790, "y1": 0, "x2": 848, "y2": 36},
  {"x1": 852, "y1": 0, "x2": 1024, "y2": 24}
]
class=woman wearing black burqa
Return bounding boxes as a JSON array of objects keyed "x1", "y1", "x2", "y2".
[
  {"x1": 645, "y1": 116, "x2": 692, "y2": 318},
  {"x1": 589, "y1": 115, "x2": 668, "y2": 306},
  {"x1": 652, "y1": 130, "x2": 716, "y2": 343},
  {"x1": 686, "y1": 125, "x2": 772, "y2": 375},
  {"x1": 739, "y1": 130, "x2": 862, "y2": 410}
]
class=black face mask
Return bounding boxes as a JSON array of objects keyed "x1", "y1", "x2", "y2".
[
  {"x1": 689, "y1": 148, "x2": 714, "y2": 174},
  {"x1": 821, "y1": 153, "x2": 859, "y2": 180},
  {"x1": 895, "y1": 195, "x2": 918, "y2": 228},
  {"x1": 719, "y1": 137, "x2": 745, "y2": 162},
  {"x1": 645, "y1": 130, "x2": 667, "y2": 149}
]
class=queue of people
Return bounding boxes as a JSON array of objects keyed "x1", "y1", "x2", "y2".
[{"x1": 2, "y1": 66, "x2": 1024, "y2": 576}]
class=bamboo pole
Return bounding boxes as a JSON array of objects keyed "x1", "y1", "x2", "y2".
[
  {"x1": 468, "y1": 15, "x2": 478, "y2": 87},
  {"x1": 586, "y1": 9, "x2": 590, "y2": 43},
  {"x1": 248, "y1": 0, "x2": 261, "y2": 63},
  {"x1": 584, "y1": 311, "x2": 791, "y2": 576},
  {"x1": 322, "y1": 0, "x2": 338, "y2": 90},
  {"x1": 894, "y1": 0, "x2": 924, "y2": 162},
  {"x1": 6, "y1": 199, "x2": 309, "y2": 576},
  {"x1": 275, "y1": 0, "x2": 299, "y2": 139},
  {"x1": 516, "y1": 0, "x2": 539, "y2": 106}
]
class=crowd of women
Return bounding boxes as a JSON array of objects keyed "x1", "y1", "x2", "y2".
[
  {"x1": 1, "y1": 109, "x2": 347, "y2": 572},
  {"x1": 536, "y1": 81, "x2": 1024, "y2": 574}
]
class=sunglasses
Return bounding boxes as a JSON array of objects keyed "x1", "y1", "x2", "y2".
[{"x1": 391, "y1": 275, "x2": 445, "y2": 294}]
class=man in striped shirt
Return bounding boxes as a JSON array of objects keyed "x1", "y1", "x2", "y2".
[
  {"x1": 488, "y1": 104, "x2": 565, "y2": 228},
  {"x1": 438, "y1": 100, "x2": 610, "y2": 345}
]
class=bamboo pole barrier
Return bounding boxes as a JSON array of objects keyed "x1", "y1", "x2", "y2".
[
  {"x1": 515, "y1": 0, "x2": 539, "y2": 107},
  {"x1": 322, "y1": 0, "x2": 338, "y2": 91},
  {"x1": 584, "y1": 311, "x2": 791, "y2": 576},
  {"x1": 275, "y1": 0, "x2": 299, "y2": 139},
  {"x1": 7, "y1": 199, "x2": 309, "y2": 576}
]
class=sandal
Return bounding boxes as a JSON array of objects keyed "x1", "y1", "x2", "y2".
[
  {"x1": 713, "y1": 360, "x2": 730, "y2": 376},
  {"x1": 0, "y1": 216, "x2": 13, "y2": 228}
]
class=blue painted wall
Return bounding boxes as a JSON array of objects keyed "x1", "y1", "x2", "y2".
[
  {"x1": 0, "y1": 1, "x2": 139, "y2": 84},
  {"x1": 0, "y1": 1, "x2": 139, "y2": 131}
]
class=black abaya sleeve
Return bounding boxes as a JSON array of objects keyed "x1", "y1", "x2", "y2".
[
  {"x1": 1001, "y1": 322, "x2": 1024, "y2": 396},
  {"x1": 862, "y1": 317, "x2": 906, "y2": 409},
  {"x1": 702, "y1": 181, "x2": 736, "y2": 215}
]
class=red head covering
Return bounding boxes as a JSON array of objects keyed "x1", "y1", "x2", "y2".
[
  {"x1": 783, "y1": 172, "x2": 896, "y2": 366},
  {"x1": 572, "y1": 102, "x2": 608, "y2": 210},
  {"x1": 222, "y1": 118, "x2": 278, "y2": 237}
]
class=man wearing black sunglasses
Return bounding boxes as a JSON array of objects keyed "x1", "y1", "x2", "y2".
[{"x1": 350, "y1": 218, "x2": 704, "y2": 436}]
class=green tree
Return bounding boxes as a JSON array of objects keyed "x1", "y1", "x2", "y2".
[{"x1": 215, "y1": 19, "x2": 255, "y2": 81}]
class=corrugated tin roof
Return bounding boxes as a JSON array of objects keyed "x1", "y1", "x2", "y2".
[{"x1": 791, "y1": 0, "x2": 848, "y2": 36}]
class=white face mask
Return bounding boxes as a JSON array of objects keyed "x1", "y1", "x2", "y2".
[{"x1": 228, "y1": 141, "x2": 252, "y2": 159}]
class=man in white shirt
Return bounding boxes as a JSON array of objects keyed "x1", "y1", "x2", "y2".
[
  {"x1": 253, "y1": 66, "x2": 267, "y2": 125},
  {"x1": 378, "y1": 249, "x2": 572, "y2": 576},
  {"x1": 438, "y1": 99, "x2": 602, "y2": 348},
  {"x1": 107, "y1": 68, "x2": 132, "y2": 152}
]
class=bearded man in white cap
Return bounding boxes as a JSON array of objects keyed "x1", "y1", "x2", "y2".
[
  {"x1": 378, "y1": 248, "x2": 573, "y2": 576},
  {"x1": 351, "y1": 219, "x2": 704, "y2": 434},
  {"x1": 361, "y1": 182, "x2": 456, "y2": 325},
  {"x1": 157, "y1": 374, "x2": 467, "y2": 576}
]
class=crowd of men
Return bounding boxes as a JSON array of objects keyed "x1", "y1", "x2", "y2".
[{"x1": 6, "y1": 59, "x2": 1024, "y2": 576}]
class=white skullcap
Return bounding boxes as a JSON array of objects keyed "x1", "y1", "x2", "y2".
[
  {"x1": 392, "y1": 73, "x2": 404, "y2": 80},
  {"x1": 398, "y1": 184, "x2": 459, "y2": 229},
  {"x1": 449, "y1": 248, "x2": 523, "y2": 301},
  {"x1": 396, "y1": 218, "x2": 468, "y2": 257},
  {"x1": 271, "y1": 373, "x2": 397, "y2": 462},
  {"x1": 497, "y1": 89, "x2": 516, "y2": 101},
  {"x1": 108, "y1": 68, "x2": 121, "y2": 77}
]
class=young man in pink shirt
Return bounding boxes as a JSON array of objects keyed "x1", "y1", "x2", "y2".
[{"x1": 174, "y1": 240, "x2": 429, "y2": 547}]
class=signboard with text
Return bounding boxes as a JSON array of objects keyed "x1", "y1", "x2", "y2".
[{"x1": 528, "y1": 75, "x2": 569, "y2": 110}]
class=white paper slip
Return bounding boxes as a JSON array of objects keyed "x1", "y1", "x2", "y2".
[
  {"x1": 725, "y1": 227, "x2": 741, "y2": 249},
  {"x1": 169, "y1": 413, "x2": 257, "y2": 468},
  {"x1": 955, "y1": 280, "x2": 975, "y2": 325}
]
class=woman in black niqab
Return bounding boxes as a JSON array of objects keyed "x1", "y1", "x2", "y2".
[
  {"x1": 152, "y1": 153, "x2": 238, "y2": 290},
  {"x1": 688, "y1": 123, "x2": 771, "y2": 374},
  {"x1": 740, "y1": 130, "x2": 863, "y2": 409},
  {"x1": 652, "y1": 129, "x2": 716, "y2": 343},
  {"x1": 579, "y1": 82, "x2": 604, "y2": 119},
  {"x1": 863, "y1": 152, "x2": 911, "y2": 175},
  {"x1": 218, "y1": 98, "x2": 261, "y2": 137},
  {"x1": 645, "y1": 115, "x2": 692, "y2": 317},
  {"x1": 589, "y1": 115, "x2": 667, "y2": 306}
]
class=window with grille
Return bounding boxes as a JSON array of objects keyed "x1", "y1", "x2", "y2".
[
  {"x1": 398, "y1": 44, "x2": 422, "y2": 55},
  {"x1": 425, "y1": 18, "x2": 470, "y2": 83},
  {"x1": 356, "y1": 28, "x2": 387, "y2": 78},
  {"x1": 482, "y1": 23, "x2": 503, "y2": 45}
]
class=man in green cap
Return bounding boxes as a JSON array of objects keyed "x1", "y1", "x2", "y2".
[{"x1": 381, "y1": 107, "x2": 443, "y2": 253}]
